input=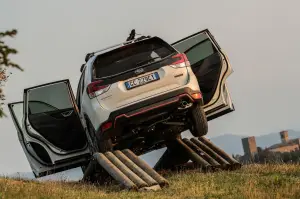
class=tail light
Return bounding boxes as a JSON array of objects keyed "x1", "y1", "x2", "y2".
[
  {"x1": 87, "y1": 80, "x2": 111, "y2": 99},
  {"x1": 171, "y1": 53, "x2": 190, "y2": 68}
]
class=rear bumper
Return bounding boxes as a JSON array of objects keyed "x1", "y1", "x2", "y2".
[{"x1": 97, "y1": 87, "x2": 203, "y2": 138}]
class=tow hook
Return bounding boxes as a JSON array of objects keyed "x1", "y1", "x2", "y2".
[{"x1": 178, "y1": 100, "x2": 193, "y2": 110}]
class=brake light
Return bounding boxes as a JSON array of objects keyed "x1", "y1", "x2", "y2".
[
  {"x1": 101, "y1": 121, "x2": 112, "y2": 132},
  {"x1": 171, "y1": 53, "x2": 190, "y2": 68},
  {"x1": 87, "y1": 80, "x2": 111, "y2": 98}
]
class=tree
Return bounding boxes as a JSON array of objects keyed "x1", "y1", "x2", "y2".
[{"x1": 0, "y1": 29, "x2": 23, "y2": 117}]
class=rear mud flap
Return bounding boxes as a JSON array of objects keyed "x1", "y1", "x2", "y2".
[
  {"x1": 154, "y1": 136, "x2": 242, "y2": 172},
  {"x1": 82, "y1": 149, "x2": 169, "y2": 190}
]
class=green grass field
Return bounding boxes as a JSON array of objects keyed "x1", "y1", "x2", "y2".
[{"x1": 1, "y1": 164, "x2": 300, "y2": 199}]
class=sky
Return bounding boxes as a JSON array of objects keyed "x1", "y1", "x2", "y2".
[{"x1": 1, "y1": 0, "x2": 300, "y2": 175}]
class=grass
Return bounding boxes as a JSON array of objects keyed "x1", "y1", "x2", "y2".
[{"x1": 1, "y1": 164, "x2": 300, "y2": 199}]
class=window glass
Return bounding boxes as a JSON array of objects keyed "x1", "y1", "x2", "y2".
[
  {"x1": 185, "y1": 40, "x2": 215, "y2": 65},
  {"x1": 93, "y1": 37, "x2": 175, "y2": 78},
  {"x1": 29, "y1": 101, "x2": 58, "y2": 114},
  {"x1": 173, "y1": 33, "x2": 208, "y2": 52},
  {"x1": 28, "y1": 82, "x2": 72, "y2": 115}
]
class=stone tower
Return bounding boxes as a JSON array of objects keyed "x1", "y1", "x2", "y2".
[
  {"x1": 280, "y1": 130, "x2": 289, "y2": 143},
  {"x1": 242, "y1": 136, "x2": 257, "y2": 156}
]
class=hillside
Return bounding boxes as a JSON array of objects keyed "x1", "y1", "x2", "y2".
[
  {"x1": 210, "y1": 129, "x2": 300, "y2": 155},
  {"x1": 1, "y1": 164, "x2": 300, "y2": 199}
]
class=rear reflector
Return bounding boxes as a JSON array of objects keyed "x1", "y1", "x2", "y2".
[
  {"x1": 87, "y1": 80, "x2": 111, "y2": 98},
  {"x1": 101, "y1": 121, "x2": 112, "y2": 132},
  {"x1": 191, "y1": 93, "x2": 202, "y2": 100}
]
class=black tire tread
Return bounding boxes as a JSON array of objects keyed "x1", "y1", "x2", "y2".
[
  {"x1": 190, "y1": 104, "x2": 208, "y2": 137},
  {"x1": 85, "y1": 118, "x2": 112, "y2": 153}
]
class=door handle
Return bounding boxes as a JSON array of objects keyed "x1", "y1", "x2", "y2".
[{"x1": 61, "y1": 110, "x2": 73, "y2": 117}]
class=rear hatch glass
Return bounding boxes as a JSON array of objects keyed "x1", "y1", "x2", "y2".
[{"x1": 93, "y1": 37, "x2": 176, "y2": 78}]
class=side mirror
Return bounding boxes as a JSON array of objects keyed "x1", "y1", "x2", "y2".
[{"x1": 80, "y1": 64, "x2": 85, "y2": 72}]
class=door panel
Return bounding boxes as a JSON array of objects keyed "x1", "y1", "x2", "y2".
[
  {"x1": 28, "y1": 105, "x2": 86, "y2": 151},
  {"x1": 189, "y1": 51, "x2": 222, "y2": 104},
  {"x1": 24, "y1": 80, "x2": 88, "y2": 153},
  {"x1": 172, "y1": 29, "x2": 234, "y2": 120},
  {"x1": 8, "y1": 79, "x2": 90, "y2": 177}
]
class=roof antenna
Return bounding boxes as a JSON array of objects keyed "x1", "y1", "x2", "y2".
[{"x1": 126, "y1": 29, "x2": 136, "y2": 41}]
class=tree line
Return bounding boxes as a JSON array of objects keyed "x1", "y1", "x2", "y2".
[{"x1": 0, "y1": 29, "x2": 22, "y2": 117}]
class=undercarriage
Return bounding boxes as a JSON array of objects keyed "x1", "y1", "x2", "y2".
[{"x1": 111, "y1": 99, "x2": 197, "y2": 155}]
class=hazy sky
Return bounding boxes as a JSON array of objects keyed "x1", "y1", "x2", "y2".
[{"x1": 1, "y1": 0, "x2": 300, "y2": 174}]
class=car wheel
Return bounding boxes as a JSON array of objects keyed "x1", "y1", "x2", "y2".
[
  {"x1": 98, "y1": 139, "x2": 113, "y2": 153},
  {"x1": 85, "y1": 119, "x2": 100, "y2": 153},
  {"x1": 85, "y1": 119, "x2": 113, "y2": 153},
  {"x1": 190, "y1": 103, "x2": 208, "y2": 137}
]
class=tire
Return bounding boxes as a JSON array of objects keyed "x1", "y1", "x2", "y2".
[
  {"x1": 85, "y1": 118, "x2": 112, "y2": 153},
  {"x1": 98, "y1": 138, "x2": 113, "y2": 152},
  {"x1": 190, "y1": 103, "x2": 208, "y2": 137}
]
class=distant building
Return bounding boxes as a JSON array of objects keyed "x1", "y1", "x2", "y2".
[
  {"x1": 267, "y1": 131, "x2": 300, "y2": 153},
  {"x1": 239, "y1": 130, "x2": 300, "y2": 164},
  {"x1": 242, "y1": 136, "x2": 258, "y2": 156}
]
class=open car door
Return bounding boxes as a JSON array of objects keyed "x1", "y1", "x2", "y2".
[
  {"x1": 172, "y1": 29, "x2": 234, "y2": 121},
  {"x1": 8, "y1": 80, "x2": 90, "y2": 178}
]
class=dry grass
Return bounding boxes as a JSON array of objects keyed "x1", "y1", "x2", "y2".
[{"x1": 1, "y1": 164, "x2": 300, "y2": 199}]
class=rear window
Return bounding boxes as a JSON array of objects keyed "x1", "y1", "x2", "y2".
[{"x1": 93, "y1": 37, "x2": 175, "y2": 78}]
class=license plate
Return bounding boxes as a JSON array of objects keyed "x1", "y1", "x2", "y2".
[{"x1": 125, "y1": 72, "x2": 160, "y2": 90}]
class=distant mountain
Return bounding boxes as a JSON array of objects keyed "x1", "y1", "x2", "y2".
[
  {"x1": 209, "y1": 134, "x2": 244, "y2": 155},
  {"x1": 210, "y1": 129, "x2": 300, "y2": 155}
]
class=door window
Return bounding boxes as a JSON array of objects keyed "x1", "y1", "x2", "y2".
[{"x1": 185, "y1": 40, "x2": 216, "y2": 65}]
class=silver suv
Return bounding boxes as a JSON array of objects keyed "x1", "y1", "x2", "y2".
[{"x1": 8, "y1": 29, "x2": 234, "y2": 177}]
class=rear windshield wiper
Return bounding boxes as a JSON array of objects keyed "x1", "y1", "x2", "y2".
[{"x1": 136, "y1": 56, "x2": 160, "y2": 66}]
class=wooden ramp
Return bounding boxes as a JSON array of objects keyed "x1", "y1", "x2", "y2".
[{"x1": 82, "y1": 149, "x2": 168, "y2": 190}]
